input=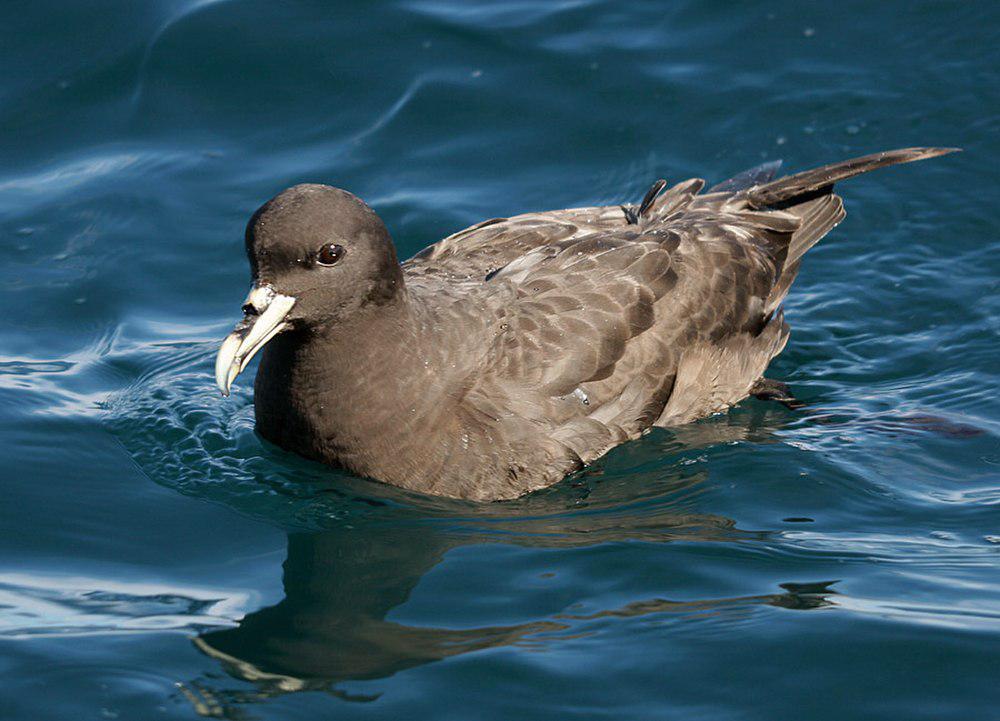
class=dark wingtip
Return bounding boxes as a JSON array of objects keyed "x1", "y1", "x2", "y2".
[
  {"x1": 898, "y1": 146, "x2": 962, "y2": 159},
  {"x1": 638, "y1": 179, "x2": 668, "y2": 217},
  {"x1": 620, "y1": 205, "x2": 640, "y2": 225},
  {"x1": 745, "y1": 146, "x2": 961, "y2": 209}
]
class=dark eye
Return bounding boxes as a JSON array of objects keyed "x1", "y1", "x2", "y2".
[{"x1": 316, "y1": 243, "x2": 345, "y2": 266}]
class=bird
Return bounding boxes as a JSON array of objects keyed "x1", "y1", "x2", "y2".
[{"x1": 215, "y1": 147, "x2": 956, "y2": 501}]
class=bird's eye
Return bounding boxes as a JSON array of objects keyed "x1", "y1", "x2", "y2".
[{"x1": 316, "y1": 243, "x2": 345, "y2": 266}]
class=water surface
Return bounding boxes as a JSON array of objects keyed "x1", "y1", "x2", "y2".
[{"x1": 1, "y1": 1, "x2": 998, "y2": 719}]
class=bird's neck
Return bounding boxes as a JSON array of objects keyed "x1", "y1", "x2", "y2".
[
  {"x1": 308, "y1": 288, "x2": 424, "y2": 366},
  {"x1": 253, "y1": 290, "x2": 441, "y2": 465}
]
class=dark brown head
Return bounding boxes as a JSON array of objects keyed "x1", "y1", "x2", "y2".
[{"x1": 215, "y1": 184, "x2": 403, "y2": 395}]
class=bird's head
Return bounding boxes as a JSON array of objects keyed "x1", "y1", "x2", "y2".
[{"x1": 215, "y1": 184, "x2": 401, "y2": 396}]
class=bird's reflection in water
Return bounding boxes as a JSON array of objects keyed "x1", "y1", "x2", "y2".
[{"x1": 180, "y1": 412, "x2": 837, "y2": 715}]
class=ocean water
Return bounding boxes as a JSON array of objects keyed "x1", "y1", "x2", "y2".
[{"x1": 1, "y1": 1, "x2": 998, "y2": 719}]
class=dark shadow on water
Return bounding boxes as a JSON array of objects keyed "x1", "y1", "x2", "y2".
[{"x1": 181, "y1": 518, "x2": 838, "y2": 716}]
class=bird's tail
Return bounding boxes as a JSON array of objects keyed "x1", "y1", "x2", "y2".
[{"x1": 749, "y1": 146, "x2": 959, "y2": 312}]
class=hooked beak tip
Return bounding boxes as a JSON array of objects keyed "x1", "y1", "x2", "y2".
[{"x1": 215, "y1": 329, "x2": 245, "y2": 396}]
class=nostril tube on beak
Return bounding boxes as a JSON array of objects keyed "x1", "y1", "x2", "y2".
[{"x1": 242, "y1": 284, "x2": 278, "y2": 316}]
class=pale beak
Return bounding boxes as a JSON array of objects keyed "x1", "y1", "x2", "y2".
[{"x1": 215, "y1": 284, "x2": 296, "y2": 396}]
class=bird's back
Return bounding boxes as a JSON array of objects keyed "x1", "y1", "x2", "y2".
[{"x1": 395, "y1": 148, "x2": 955, "y2": 499}]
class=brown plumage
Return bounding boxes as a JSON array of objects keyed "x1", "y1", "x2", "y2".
[{"x1": 215, "y1": 147, "x2": 957, "y2": 501}]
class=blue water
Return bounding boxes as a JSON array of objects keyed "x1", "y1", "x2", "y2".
[{"x1": 2, "y1": 1, "x2": 998, "y2": 719}]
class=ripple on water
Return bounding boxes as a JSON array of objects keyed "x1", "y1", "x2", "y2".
[
  {"x1": 0, "y1": 572, "x2": 245, "y2": 639},
  {"x1": 106, "y1": 344, "x2": 328, "y2": 523},
  {"x1": 0, "y1": 0, "x2": 998, "y2": 718}
]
